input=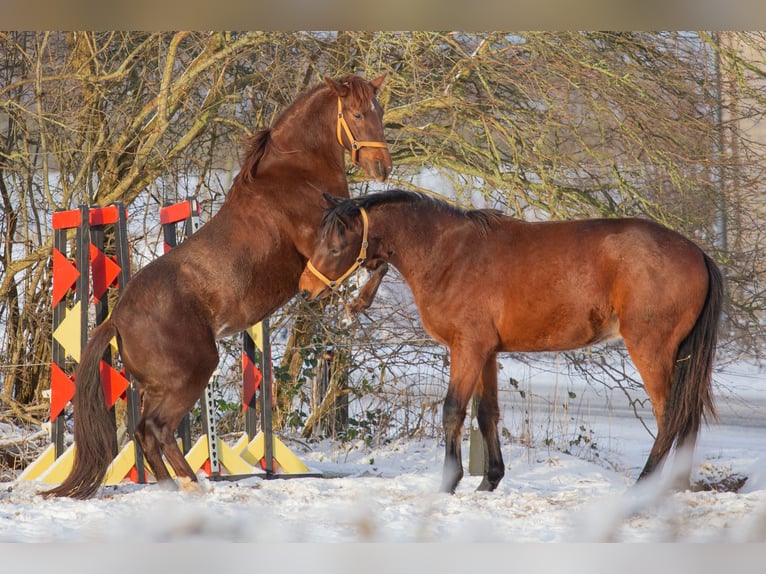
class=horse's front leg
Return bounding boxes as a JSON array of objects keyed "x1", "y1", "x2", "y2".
[
  {"x1": 347, "y1": 262, "x2": 389, "y2": 316},
  {"x1": 441, "y1": 391, "x2": 466, "y2": 493},
  {"x1": 440, "y1": 345, "x2": 485, "y2": 494}
]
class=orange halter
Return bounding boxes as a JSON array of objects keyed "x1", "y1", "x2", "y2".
[
  {"x1": 305, "y1": 207, "x2": 369, "y2": 291},
  {"x1": 336, "y1": 97, "x2": 388, "y2": 165}
]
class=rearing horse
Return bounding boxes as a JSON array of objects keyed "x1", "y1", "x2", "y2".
[
  {"x1": 300, "y1": 190, "x2": 722, "y2": 493},
  {"x1": 44, "y1": 74, "x2": 392, "y2": 499}
]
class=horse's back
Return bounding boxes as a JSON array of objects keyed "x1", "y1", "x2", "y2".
[
  {"x1": 485, "y1": 217, "x2": 710, "y2": 352},
  {"x1": 111, "y1": 206, "x2": 298, "y2": 347},
  {"x1": 510, "y1": 216, "x2": 708, "y2": 287}
]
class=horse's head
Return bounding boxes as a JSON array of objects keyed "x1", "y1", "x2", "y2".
[
  {"x1": 326, "y1": 74, "x2": 392, "y2": 182},
  {"x1": 299, "y1": 194, "x2": 370, "y2": 299}
]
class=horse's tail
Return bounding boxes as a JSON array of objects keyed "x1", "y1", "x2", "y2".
[
  {"x1": 41, "y1": 320, "x2": 118, "y2": 499},
  {"x1": 652, "y1": 253, "x2": 723, "y2": 475}
]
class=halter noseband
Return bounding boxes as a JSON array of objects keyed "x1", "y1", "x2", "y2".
[
  {"x1": 306, "y1": 207, "x2": 369, "y2": 291},
  {"x1": 336, "y1": 97, "x2": 388, "y2": 165}
]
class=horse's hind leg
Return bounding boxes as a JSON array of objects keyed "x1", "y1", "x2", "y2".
[
  {"x1": 157, "y1": 352, "x2": 219, "y2": 490},
  {"x1": 134, "y1": 391, "x2": 176, "y2": 485},
  {"x1": 133, "y1": 340, "x2": 219, "y2": 489},
  {"x1": 475, "y1": 353, "x2": 505, "y2": 491},
  {"x1": 154, "y1": 395, "x2": 205, "y2": 491},
  {"x1": 622, "y1": 331, "x2": 680, "y2": 483}
]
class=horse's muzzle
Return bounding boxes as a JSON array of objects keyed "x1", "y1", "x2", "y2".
[
  {"x1": 298, "y1": 267, "x2": 331, "y2": 300},
  {"x1": 361, "y1": 156, "x2": 392, "y2": 182},
  {"x1": 373, "y1": 158, "x2": 392, "y2": 182}
]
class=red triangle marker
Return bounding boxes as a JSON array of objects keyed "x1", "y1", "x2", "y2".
[
  {"x1": 90, "y1": 245, "x2": 122, "y2": 303},
  {"x1": 50, "y1": 362, "x2": 75, "y2": 421},
  {"x1": 99, "y1": 361, "x2": 130, "y2": 408},
  {"x1": 52, "y1": 248, "x2": 80, "y2": 306}
]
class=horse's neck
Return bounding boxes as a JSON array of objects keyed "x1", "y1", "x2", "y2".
[
  {"x1": 374, "y1": 204, "x2": 446, "y2": 282},
  {"x1": 269, "y1": 91, "x2": 346, "y2": 174},
  {"x1": 223, "y1": 176, "x2": 347, "y2": 260},
  {"x1": 222, "y1": 87, "x2": 350, "y2": 258}
]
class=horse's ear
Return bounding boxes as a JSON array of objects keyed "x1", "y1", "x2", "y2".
[
  {"x1": 324, "y1": 76, "x2": 349, "y2": 97},
  {"x1": 369, "y1": 73, "x2": 387, "y2": 92},
  {"x1": 322, "y1": 192, "x2": 344, "y2": 208}
]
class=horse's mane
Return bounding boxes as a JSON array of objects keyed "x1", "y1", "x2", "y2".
[
  {"x1": 237, "y1": 129, "x2": 271, "y2": 185},
  {"x1": 237, "y1": 75, "x2": 377, "y2": 185},
  {"x1": 323, "y1": 189, "x2": 504, "y2": 238}
]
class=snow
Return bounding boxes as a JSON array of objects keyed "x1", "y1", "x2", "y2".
[{"x1": 2, "y1": 361, "x2": 766, "y2": 549}]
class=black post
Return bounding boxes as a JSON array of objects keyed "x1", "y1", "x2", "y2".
[
  {"x1": 161, "y1": 206, "x2": 192, "y2": 454},
  {"x1": 89, "y1": 216, "x2": 118, "y2": 456},
  {"x1": 114, "y1": 202, "x2": 145, "y2": 483},
  {"x1": 71, "y1": 206, "x2": 91, "y2": 459},
  {"x1": 260, "y1": 317, "x2": 274, "y2": 475},
  {"x1": 51, "y1": 221, "x2": 69, "y2": 457}
]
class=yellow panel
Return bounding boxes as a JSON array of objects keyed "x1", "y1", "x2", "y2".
[
  {"x1": 271, "y1": 436, "x2": 310, "y2": 474},
  {"x1": 103, "y1": 441, "x2": 138, "y2": 485},
  {"x1": 52, "y1": 301, "x2": 82, "y2": 363},
  {"x1": 183, "y1": 435, "x2": 210, "y2": 474},
  {"x1": 239, "y1": 432, "x2": 264, "y2": 466},
  {"x1": 218, "y1": 440, "x2": 256, "y2": 475},
  {"x1": 182, "y1": 434, "x2": 255, "y2": 476},
  {"x1": 37, "y1": 444, "x2": 75, "y2": 484},
  {"x1": 18, "y1": 443, "x2": 57, "y2": 481},
  {"x1": 246, "y1": 322, "x2": 263, "y2": 352},
  {"x1": 239, "y1": 432, "x2": 310, "y2": 474},
  {"x1": 231, "y1": 432, "x2": 250, "y2": 455}
]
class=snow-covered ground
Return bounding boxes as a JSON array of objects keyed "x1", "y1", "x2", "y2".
[{"x1": 2, "y1": 360, "x2": 766, "y2": 547}]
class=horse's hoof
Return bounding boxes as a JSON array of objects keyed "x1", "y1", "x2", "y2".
[
  {"x1": 177, "y1": 477, "x2": 203, "y2": 494},
  {"x1": 439, "y1": 479, "x2": 460, "y2": 495},
  {"x1": 476, "y1": 478, "x2": 497, "y2": 492}
]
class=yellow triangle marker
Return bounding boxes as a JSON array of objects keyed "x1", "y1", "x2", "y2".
[
  {"x1": 103, "y1": 308, "x2": 120, "y2": 358},
  {"x1": 246, "y1": 322, "x2": 264, "y2": 352},
  {"x1": 52, "y1": 301, "x2": 82, "y2": 363}
]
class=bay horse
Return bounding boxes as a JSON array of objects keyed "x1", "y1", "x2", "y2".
[
  {"x1": 44, "y1": 74, "x2": 392, "y2": 499},
  {"x1": 299, "y1": 190, "x2": 722, "y2": 493}
]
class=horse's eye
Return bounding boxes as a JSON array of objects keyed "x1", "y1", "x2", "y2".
[
  {"x1": 329, "y1": 248, "x2": 340, "y2": 256},
  {"x1": 353, "y1": 113, "x2": 362, "y2": 120}
]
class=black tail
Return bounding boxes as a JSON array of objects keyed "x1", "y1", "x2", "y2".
[
  {"x1": 41, "y1": 320, "x2": 118, "y2": 499},
  {"x1": 640, "y1": 253, "x2": 722, "y2": 480}
]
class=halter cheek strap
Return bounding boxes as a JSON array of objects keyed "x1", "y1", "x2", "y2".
[
  {"x1": 306, "y1": 207, "x2": 369, "y2": 291},
  {"x1": 336, "y1": 97, "x2": 388, "y2": 165}
]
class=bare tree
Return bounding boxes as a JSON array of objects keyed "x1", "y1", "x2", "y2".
[{"x1": 2, "y1": 32, "x2": 766, "y2": 451}]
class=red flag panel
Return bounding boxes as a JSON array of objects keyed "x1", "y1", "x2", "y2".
[
  {"x1": 88, "y1": 205, "x2": 119, "y2": 226},
  {"x1": 242, "y1": 352, "x2": 262, "y2": 411},
  {"x1": 52, "y1": 209, "x2": 81, "y2": 230},
  {"x1": 159, "y1": 201, "x2": 192, "y2": 225}
]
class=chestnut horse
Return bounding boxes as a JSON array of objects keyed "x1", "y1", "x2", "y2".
[
  {"x1": 300, "y1": 190, "x2": 722, "y2": 493},
  {"x1": 44, "y1": 74, "x2": 392, "y2": 499}
]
